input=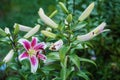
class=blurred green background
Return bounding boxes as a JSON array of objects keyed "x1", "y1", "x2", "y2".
[{"x1": 0, "y1": 0, "x2": 120, "y2": 80}]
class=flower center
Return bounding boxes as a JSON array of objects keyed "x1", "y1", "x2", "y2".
[{"x1": 27, "y1": 49, "x2": 36, "y2": 56}]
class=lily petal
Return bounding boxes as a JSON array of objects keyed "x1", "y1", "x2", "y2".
[
  {"x1": 49, "y1": 39, "x2": 63, "y2": 51},
  {"x1": 31, "y1": 37, "x2": 38, "y2": 47},
  {"x1": 18, "y1": 39, "x2": 31, "y2": 51},
  {"x1": 37, "y1": 53, "x2": 47, "y2": 62},
  {"x1": 29, "y1": 55, "x2": 38, "y2": 73},
  {"x1": 34, "y1": 42, "x2": 47, "y2": 51},
  {"x1": 19, "y1": 51, "x2": 29, "y2": 61}
]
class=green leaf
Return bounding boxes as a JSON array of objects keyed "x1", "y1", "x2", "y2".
[
  {"x1": 46, "y1": 52, "x2": 60, "y2": 64},
  {"x1": 77, "y1": 71, "x2": 89, "y2": 80},
  {"x1": 60, "y1": 66, "x2": 66, "y2": 80},
  {"x1": 79, "y1": 58, "x2": 97, "y2": 67},
  {"x1": 0, "y1": 62, "x2": 4, "y2": 66},
  {"x1": 73, "y1": 22, "x2": 87, "y2": 31},
  {"x1": 13, "y1": 23, "x2": 19, "y2": 35},
  {"x1": 66, "y1": 67, "x2": 74, "y2": 79},
  {"x1": 0, "y1": 28, "x2": 7, "y2": 36},
  {"x1": 59, "y1": 45, "x2": 70, "y2": 64},
  {"x1": 69, "y1": 54, "x2": 80, "y2": 70}
]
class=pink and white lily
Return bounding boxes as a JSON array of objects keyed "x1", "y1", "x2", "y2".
[
  {"x1": 49, "y1": 39, "x2": 63, "y2": 51},
  {"x1": 18, "y1": 37, "x2": 47, "y2": 73}
]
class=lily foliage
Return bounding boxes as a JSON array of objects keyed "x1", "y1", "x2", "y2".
[{"x1": 0, "y1": 1, "x2": 109, "y2": 80}]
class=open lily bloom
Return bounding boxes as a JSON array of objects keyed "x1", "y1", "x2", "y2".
[
  {"x1": 49, "y1": 39, "x2": 63, "y2": 51},
  {"x1": 77, "y1": 22, "x2": 108, "y2": 41},
  {"x1": 18, "y1": 37, "x2": 47, "y2": 73}
]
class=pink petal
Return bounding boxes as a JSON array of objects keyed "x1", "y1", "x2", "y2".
[
  {"x1": 37, "y1": 53, "x2": 47, "y2": 62},
  {"x1": 18, "y1": 39, "x2": 31, "y2": 51},
  {"x1": 19, "y1": 51, "x2": 29, "y2": 61},
  {"x1": 31, "y1": 37, "x2": 38, "y2": 47},
  {"x1": 29, "y1": 55, "x2": 38, "y2": 73},
  {"x1": 34, "y1": 42, "x2": 47, "y2": 51}
]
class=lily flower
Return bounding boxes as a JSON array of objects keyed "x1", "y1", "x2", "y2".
[
  {"x1": 49, "y1": 39, "x2": 63, "y2": 51},
  {"x1": 18, "y1": 37, "x2": 47, "y2": 73},
  {"x1": 77, "y1": 22, "x2": 107, "y2": 41}
]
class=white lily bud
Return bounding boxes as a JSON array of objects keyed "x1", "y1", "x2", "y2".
[
  {"x1": 41, "y1": 30, "x2": 56, "y2": 38},
  {"x1": 14, "y1": 23, "x2": 32, "y2": 32},
  {"x1": 78, "y1": 2, "x2": 95, "y2": 21},
  {"x1": 3, "y1": 49, "x2": 14, "y2": 63},
  {"x1": 45, "y1": 27, "x2": 52, "y2": 32},
  {"x1": 24, "y1": 25, "x2": 40, "y2": 38},
  {"x1": 77, "y1": 22, "x2": 107, "y2": 41},
  {"x1": 5, "y1": 27, "x2": 10, "y2": 34},
  {"x1": 38, "y1": 8, "x2": 58, "y2": 28},
  {"x1": 49, "y1": 39, "x2": 63, "y2": 51},
  {"x1": 5, "y1": 27, "x2": 13, "y2": 40}
]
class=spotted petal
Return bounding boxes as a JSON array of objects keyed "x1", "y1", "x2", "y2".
[
  {"x1": 19, "y1": 51, "x2": 29, "y2": 61},
  {"x1": 29, "y1": 55, "x2": 38, "y2": 73},
  {"x1": 34, "y1": 42, "x2": 47, "y2": 51},
  {"x1": 18, "y1": 39, "x2": 31, "y2": 51},
  {"x1": 37, "y1": 53, "x2": 47, "y2": 62},
  {"x1": 31, "y1": 37, "x2": 38, "y2": 47}
]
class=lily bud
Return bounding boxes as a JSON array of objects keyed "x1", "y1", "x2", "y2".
[
  {"x1": 38, "y1": 8, "x2": 58, "y2": 28},
  {"x1": 77, "y1": 22, "x2": 107, "y2": 41},
  {"x1": 3, "y1": 49, "x2": 14, "y2": 63},
  {"x1": 5, "y1": 27, "x2": 13, "y2": 40},
  {"x1": 66, "y1": 14, "x2": 72, "y2": 23},
  {"x1": 14, "y1": 23, "x2": 32, "y2": 32},
  {"x1": 49, "y1": 10, "x2": 58, "y2": 18},
  {"x1": 78, "y1": 2, "x2": 94, "y2": 21},
  {"x1": 46, "y1": 27, "x2": 52, "y2": 32},
  {"x1": 49, "y1": 39, "x2": 63, "y2": 51},
  {"x1": 41, "y1": 30, "x2": 56, "y2": 38},
  {"x1": 13, "y1": 23, "x2": 19, "y2": 35},
  {"x1": 59, "y1": 2, "x2": 69, "y2": 14},
  {"x1": 24, "y1": 25, "x2": 40, "y2": 38},
  {"x1": 5, "y1": 27, "x2": 10, "y2": 34}
]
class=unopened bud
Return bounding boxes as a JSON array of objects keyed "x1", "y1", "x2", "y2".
[
  {"x1": 24, "y1": 25, "x2": 40, "y2": 38},
  {"x1": 3, "y1": 49, "x2": 14, "y2": 63},
  {"x1": 49, "y1": 10, "x2": 58, "y2": 18},
  {"x1": 41, "y1": 30, "x2": 56, "y2": 38},
  {"x1": 38, "y1": 8, "x2": 58, "y2": 28},
  {"x1": 66, "y1": 14, "x2": 72, "y2": 23},
  {"x1": 59, "y1": 2, "x2": 69, "y2": 14},
  {"x1": 78, "y1": 2, "x2": 94, "y2": 21}
]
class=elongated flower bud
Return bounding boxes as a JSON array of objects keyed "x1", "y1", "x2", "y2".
[
  {"x1": 5, "y1": 27, "x2": 13, "y2": 40},
  {"x1": 49, "y1": 10, "x2": 58, "y2": 18},
  {"x1": 59, "y1": 2, "x2": 69, "y2": 14},
  {"x1": 24, "y1": 25, "x2": 40, "y2": 38},
  {"x1": 13, "y1": 23, "x2": 19, "y2": 35},
  {"x1": 77, "y1": 22, "x2": 107, "y2": 41},
  {"x1": 41, "y1": 30, "x2": 56, "y2": 38},
  {"x1": 0, "y1": 28, "x2": 7, "y2": 36},
  {"x1": 14, "y1": 23, "x2": 32, "y2": 32},
  {"x1": 78, "y1": 2, "x2": 94, "y2": 21},
  {"x1": 66, "y1": 14, "x2": 72, "y2": 23},
  {"x1": 3, "y1": 49, "x2": 14, "y2": 63},
  {"x1": 38, "y1": 8, "x2": 58, "y2": 28}
]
